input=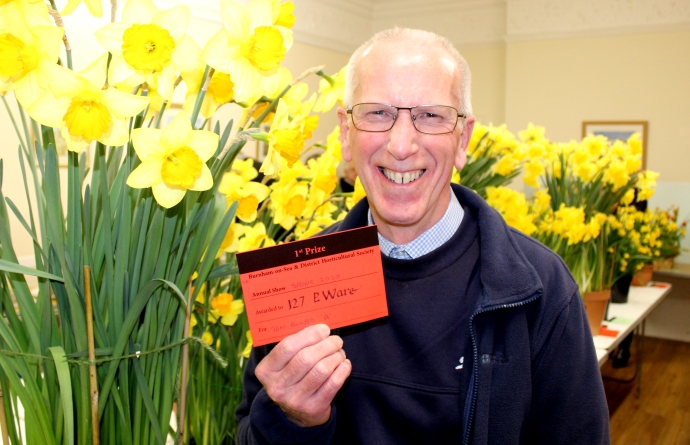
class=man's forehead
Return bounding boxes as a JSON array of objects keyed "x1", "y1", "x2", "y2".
[{"x1": 359, "y1": 41, "x2": 456, "y2": 75}]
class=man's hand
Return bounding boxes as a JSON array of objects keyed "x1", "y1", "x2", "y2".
[{"x1": 255, "y1": 324, "x2": 352, "y2": 428}]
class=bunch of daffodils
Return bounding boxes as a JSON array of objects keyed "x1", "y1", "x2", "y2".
[
  {"x1": 653, "y1": 205, "x2": 688, "y2": 260},
  {"x1": 0, "y1": 0, "x2": 349, "y2": 443},
  {"x1": 606, "y1": 206, "x2": 659, "y2": 276},
  {"x1": 523, "y1": 131, "x2": 656, "y2": 293}
]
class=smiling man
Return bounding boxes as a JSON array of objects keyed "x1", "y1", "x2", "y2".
[{"x1": 236, "y1": 28, "x2": 610, "y2": 445}]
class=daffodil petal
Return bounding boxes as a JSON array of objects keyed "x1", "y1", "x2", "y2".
[
  {"x1": 171, "y1": 36, "x2": 202, "y2": 73},
  {"x1": 131, "y1": 128, "x2": 165, "y2": 158},
  {"x1": 220, "y1": 313, "x2": 238, "y2": 326},
  {"x1": 152, "y1": 5, "x2": 189, "y2": 43},
  {"x1": 220, "y1": 0, "x2": 251, "y2": 38},
  {"x1": 127, "y1": 158, "x2": 164, "y2": 188},
  {"x1": 41, "y1": 61, "x2": 88, "y2": 98},
  {"x1": 26, "y1": 92, "x2": 68, "y2": 128},
  {"x1": 161, "y1": 113, "x2": 193, "y2": 149},
  {"x1": 246, "y1": 0, "x2": 273, "y2": 30},
  {"x1": 152, "y1": 182, "x2": 186, "y2": 208},
  {"x1": 62, "y1": 130, "x2": 89, "y2": 153},
  {"x1": 100, "y1": 87, "x2": 149, "y2": 119},
  {"x1": 95, "y1": 23, "x2": 128, "y2": 56},
  {"x1": 100, "y1": 118, "x2": 129, "y2": 146},
  {"x1": 228, "y1": 58, "x2": 262, "y2": 104},
  {"x1": 278, "y1": 26, "x2": 293, "y2": 52},
  {"x1": 108, "y1": 56, "x2": 139, "y2": 86},
  {"x1": 155, "y1": 64, "x2": 176, "y2": 101},
  {"x1": 201, "y1": 31, "x2": 235, "y2": 72},
  {"x1": 33, "y1": 26, "x2": 65, "y2": 61},
  {"x1": 15, "y1": 71, "x2": 47, "y2": 109},
  {"x1": 84, "y1": 0, "x2": 103, "y2": 18},
  {"x1": 189, "y1": 165, "x2": 213, "y2": 191},
  {"x1": 188, "y1": 130, "x2": 219, "y2": 162},
  {"x1": 122, "y1": 0, "x2": 158, "y2": 24},
  {"x1": 80, "y1": 54, "x2": 109, "y2": 89},
  {"x1": 243, "y1": 182, "x2": 270, "y2": 201},
  {"x1": 60, "y1": 0, "x2": 80, "y2": 16}
]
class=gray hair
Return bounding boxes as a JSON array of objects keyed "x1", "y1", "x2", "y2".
[{"x1": 343, "y1": 27, "x2": 472, "y2": 116}]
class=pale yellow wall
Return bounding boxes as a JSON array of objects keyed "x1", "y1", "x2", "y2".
[
  {"x1": 505, "y1": 29, "x2": 690, "y2": 181},
  {"x1": 456, "y1": 43, "x2": 506, "y2": 126}
]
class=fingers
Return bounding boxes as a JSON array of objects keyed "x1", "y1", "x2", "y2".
[
  {"x1": 253, "y1": 324, "x2": 351, "y2": 427},
  {"x1": 263, "y1": 324, "x2": 331, "y2": 372}
]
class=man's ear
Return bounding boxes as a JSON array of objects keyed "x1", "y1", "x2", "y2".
[
  {"x1": 337, "y1": 107, "x2": 352, "y2": 162},
  {"x1": 455, "y1": 115, "x2": 475, "y2": 171}
]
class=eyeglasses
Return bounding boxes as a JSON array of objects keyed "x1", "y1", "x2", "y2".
[{"x1": 347, "y1": 103, "x2": 466, "y2": 135}]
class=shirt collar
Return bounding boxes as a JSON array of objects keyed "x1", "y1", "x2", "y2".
[{"x1": 368, "y1": 187, "x2": 464, "y2": 259}]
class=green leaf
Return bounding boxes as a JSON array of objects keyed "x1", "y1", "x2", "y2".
[
  {"x1": 0, "y1": 259, "x2": 64, "y2": 282},
  {"x1": 47, "y1": 347, "x2": 75, "y2": 445}
]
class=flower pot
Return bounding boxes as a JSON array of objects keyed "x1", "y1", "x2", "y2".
[
  {"x1": 583, "y1": 289, "x2": 611, "y2": 335},
  {"x1": 632, "y1": 264, "x2": 654, "y2": 286},
  {"x1": 611, "y1": 274, "x2": 633, "y2": 304}
]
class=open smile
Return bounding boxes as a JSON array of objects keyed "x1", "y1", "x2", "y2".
[{"x1": 379, "y1": 167, "x2": 426, "y2": 184}]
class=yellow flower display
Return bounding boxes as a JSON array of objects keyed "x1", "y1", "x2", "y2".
[
  {"x1": 202, "y1": 0, "x2": 293, "y2": 103},
  {"x1": 95, "y1": 0, "x2": 202, "y2": 100},
  {"x1": 257, "y1": 98, "x2": 306, "y2": 176},
  {"x1": 485, "y1": 186, "x2": 537, "y2": 236},
  {"x1": 126, "y1": 112, "x2": 218, "y2": 208},
  {"x1": 28, "y1": 55, "x2": 149, "y2": 152}
]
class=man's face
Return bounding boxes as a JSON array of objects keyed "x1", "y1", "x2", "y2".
[{"x1": 338, "y1": 41, "x2": 475, "y2": 244}]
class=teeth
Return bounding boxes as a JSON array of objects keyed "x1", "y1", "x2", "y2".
[{"x1": 381, "y1": 168, "x2": 424, "y2": 184}]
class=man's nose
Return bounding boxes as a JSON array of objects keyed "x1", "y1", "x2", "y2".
[{"x1": 387, "y1": 110, "x2": 419, "y2": 161}]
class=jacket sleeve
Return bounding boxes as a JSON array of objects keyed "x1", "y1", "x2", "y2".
[
  {"x1": 525, "y1": 289, "x2": 611, "y2": 445},
  {"x1": 235, "y1": 346, "x2": 337, "y2": 445}
]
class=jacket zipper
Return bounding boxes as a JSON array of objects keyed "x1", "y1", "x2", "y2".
[{"x1": 462, "y1": 292, "x2": 542, "y2": 445}]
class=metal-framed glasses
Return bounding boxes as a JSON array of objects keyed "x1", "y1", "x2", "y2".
[{"x1": 347, "y1": 103, "x2": 466, "y2": 135}]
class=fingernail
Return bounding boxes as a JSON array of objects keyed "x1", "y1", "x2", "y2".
[{"x1": 317, "y1": 324, "x2": 330, "y2": 337}]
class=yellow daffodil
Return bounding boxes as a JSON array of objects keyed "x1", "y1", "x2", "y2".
[
  {"x1": 219, "y1": 221, "x2": 245, "y2": 254},
  {"x1": 126, "y1": 112, "x2": 218, "y2": 208},
  {"x1": 95, "y1": 0, "x2": 202, "y2": 100},
  {"x1": 61, "y1": 0, "x2": 102, "y2": 17},
  {"x1": 313, "y1": 65, "x2": 346, "y2": 113},
  {"x1": 201, "y1": 329, "x2": 214, "y2": 345},
  {"x1": 210, "y1": 292, "x2": 245, "y2": 326},
  {"x1": 518, "y1": 122, "x2": 546, "y2": 143},
  {"x1": 202, "y1": 0, "x2": 293, "y2": 103},
  {"x1": 346, "y1": 177, "x2": 366, "y2": 210},
  {"x1": 269, "y1": 0, "x2": 294, "y2": 28},
  {"x1": 523, "y1": 159, "x2": 544, "y2": 189},
  {"x1": 230, "y1": 157, "x2": 260, "y2": 182},
  {"x1": 183, "y1": 68, "x2": 235, "y2": 119},
  {"x1": 242, "y1": 331, "x2": 253, "y2": 358},
  {"x1": 257, "y1": 98, "x2": 305, "y2": 176},
  {"x1": 218, "y1": 173, "x2": 270, "y2": 222},
  {"x1": 0, "y1": 16, "x2": 63, "y2": 108},
  {"x1": 238, "y1": 222, "x2": 275, "y2": 252},
  {"x1": 269, "y1": 178, "x2": 308, "y2": 230},
  {"x1": 28, "y1": 54, "x2": 149, "y2": 152}
]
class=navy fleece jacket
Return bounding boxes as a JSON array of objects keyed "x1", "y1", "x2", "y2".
[{"x1": 236, "y1": 183, "x2": 610, "y2": 445}]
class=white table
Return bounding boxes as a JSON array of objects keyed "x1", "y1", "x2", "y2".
[{"x1": 593, "y1": 282, "x2": 672, "y2": 396}]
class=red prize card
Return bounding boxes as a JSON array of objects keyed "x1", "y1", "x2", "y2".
[{"x1": 236, "y1": 226, "x2": 388, "y2": 346}]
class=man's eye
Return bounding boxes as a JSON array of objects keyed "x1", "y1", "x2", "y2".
[{"x1": 366, "y1": 109, "x2": 393, "y2": 118}]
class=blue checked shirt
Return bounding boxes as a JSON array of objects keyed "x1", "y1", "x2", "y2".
[{"x1": 368, "y1": 188, "x2": 464, "y2": 259}]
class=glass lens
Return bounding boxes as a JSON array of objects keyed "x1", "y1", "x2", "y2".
[
  {"x1": 352, "y1": 104, "x2": 397, "y2": 131},
  {"x1": 412, "y1": 105, "x2": 457, "y2": 134}
]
